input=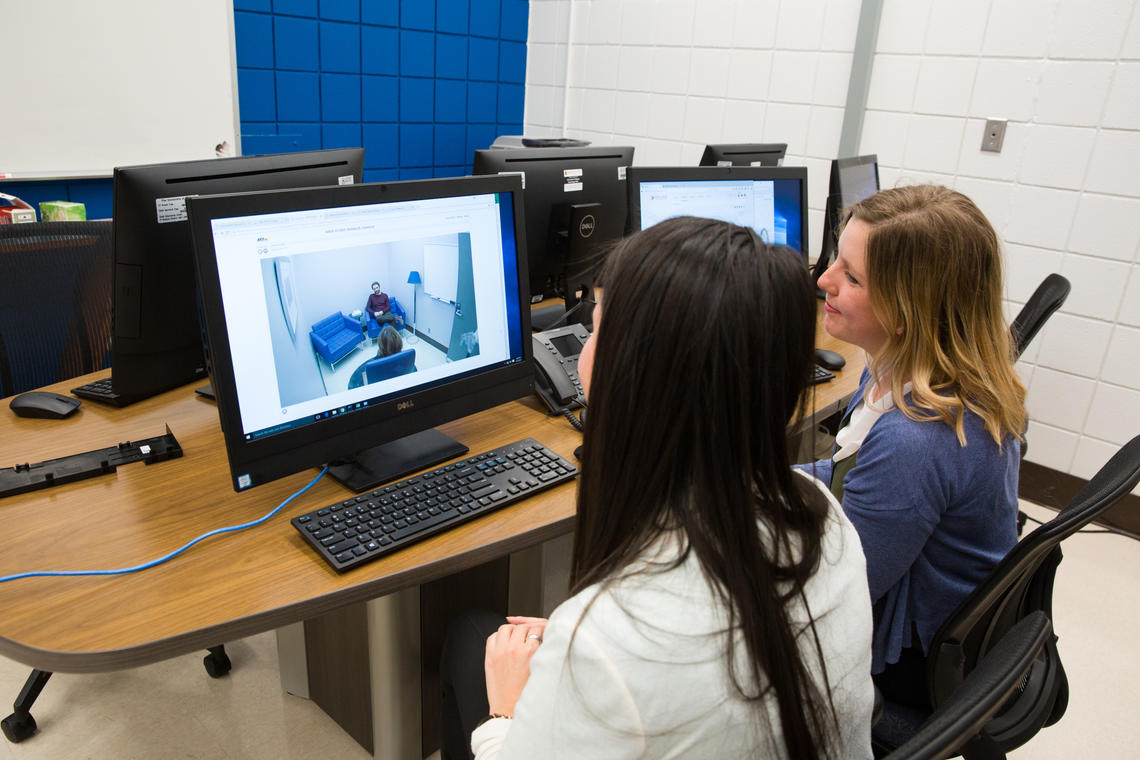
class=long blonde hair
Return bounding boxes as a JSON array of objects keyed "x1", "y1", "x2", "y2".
[{"x1": 842, "y1": 185, "x2": 1026, "y2": 446}]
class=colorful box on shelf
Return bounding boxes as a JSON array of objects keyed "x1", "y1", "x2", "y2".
[
  {"x1": 0, "y1": 206, "x2": 36, "y2": 224},
  {"x1": 39, "y1": 200, "x2": 87, "y2": 221}
]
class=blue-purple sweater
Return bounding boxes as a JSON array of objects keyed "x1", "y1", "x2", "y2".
[{"x1": 799, "y1": 371, "x2": 1019, "y2": 673}]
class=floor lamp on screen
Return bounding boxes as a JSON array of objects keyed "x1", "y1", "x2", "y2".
[{"x1": 406, "y1": 270, "x2": 421, "y2": 344}]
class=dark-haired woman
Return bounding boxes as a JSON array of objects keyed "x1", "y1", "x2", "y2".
[
  {"x1": 442, "y1": 216, "x2": 874, "y2": 759},
  {"x1": 377, "y1": 324, "x2": 403, "y2": 358}
]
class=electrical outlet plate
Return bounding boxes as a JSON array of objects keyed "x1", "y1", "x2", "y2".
[{"x1": 982, "y1": 119, "x2": 1007, "y2": 153}]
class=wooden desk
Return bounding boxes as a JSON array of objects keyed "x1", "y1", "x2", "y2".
[{"x1": 0, "y1": 304, "x2": 861, "y2": 754}]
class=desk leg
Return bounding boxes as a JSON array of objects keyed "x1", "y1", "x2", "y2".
[
  {"x1": 275, "y1": 623, "x2": 309, "y2": 699},
  {"x1": 508, "y1": 533, "x2": 572, "y2": 618},
  {"x1": 367, "y1": 587, "x2": 422, "y2": 760}
]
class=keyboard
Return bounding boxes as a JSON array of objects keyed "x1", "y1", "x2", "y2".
[
  {"x1": 292, "y1": 438, "x2": 578, "y2": 572},
  {"x1": 810, "y1": 364, "x2": 835, "y2": 385},
  {"x1": 71, "y1": 376, "x2": 127, "y2": 406}
]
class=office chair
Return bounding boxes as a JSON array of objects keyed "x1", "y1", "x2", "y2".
[
  {"x1": 882, "y1": 612, "x2": 1053, "y2": 760},
  {"x1": 1007, "y1": 273, "x2": 1071, "y2": 533},
  {"x1": 1011, "y1": 274, "x2": 1071, "y2": 360},
  {"x1": 874, "y1": 433, "x2": 1140, "y2": 756},
  {"x1": 0, "y1": 221, "x2": 114, "y2": 397}
]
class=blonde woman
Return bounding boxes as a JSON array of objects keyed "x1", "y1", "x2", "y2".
[{"x1": 807, "y1": 185, "x2": 1026, "y2": 715}]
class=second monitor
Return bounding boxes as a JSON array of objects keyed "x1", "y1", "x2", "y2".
[
  {"x1": 472, "y1": 145, "x2": 634, "y2": 329},
  {"x1": 627, "y1": 165, "x2": 809, "y2": 261}
]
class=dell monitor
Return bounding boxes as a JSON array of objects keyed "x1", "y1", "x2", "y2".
[
  {"x1": 627, "y1": 165, "x2": 809, "y2": 261},
  {"x1": 811, "y1": 154, "x2": 880, "y2": 287},
  {"x1": 186, "y1": 174, "x2": 533, "y2": 493},
  {"x1": 72, "y1": 148, "x2": 364, "y2": 407},
  {"x1": 699, "y1": 143, "x2": 788, "y2": 167},
  {"x1": 472, "y1": 145, "x2": 634, "y2": 330}
]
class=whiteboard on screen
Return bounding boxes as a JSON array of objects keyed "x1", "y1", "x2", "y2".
[
  {"x1": 0, "y1": 0, "x2": 239, "y2": 179},
  {"x1": 424, "y1": 243, "x2": 459, "y2": 303}
]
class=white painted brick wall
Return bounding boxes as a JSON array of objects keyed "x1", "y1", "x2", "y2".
[{"x1": 525, "y1": 0, "x2": 1140, "y2": 492}]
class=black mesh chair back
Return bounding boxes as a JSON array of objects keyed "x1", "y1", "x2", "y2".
[
  {"x1": 886, "y1": 612, "x2": 1053, "y2": 760},
  {"x1": 925, "y1": 434, "x2": 1140, "y2": 752},
  {"x1": 1010, "y1": 274, "x2": 1070, "y2": 359},
  {"x1": 0, "y1": 221, "x2": 112, "y2": 397}
]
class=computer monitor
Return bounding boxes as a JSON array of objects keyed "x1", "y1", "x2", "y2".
[
  {"x1": 699, "y1": 143, "x2": 788, "y2": 167},
  {"x1": 811, "y1": 154, "x2": 880, "y2": 287},
  {"x1": 627, "y1": 165, "x2": 810, "y2": 261},
  {"x1": 472, "y1": 145, "x2": 634, "y2": 329},
  {"x1": 86, "y1": 148, "x2": 364, "y2": 406},
  {"x1": 187, "y1": 174, "x2": 533, "y2": 493}
]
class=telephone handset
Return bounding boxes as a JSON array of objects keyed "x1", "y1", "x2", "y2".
[{"x1": 532, "y1": 324, "x2": 589, "y2": 414}]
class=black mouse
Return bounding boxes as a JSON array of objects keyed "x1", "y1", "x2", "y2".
[
  {"x1": 9, "y1": 391, "x2": 82, "y2": 419},
  {"x1": 814, "y1": 348, "x2": 846, "y2": 371}
]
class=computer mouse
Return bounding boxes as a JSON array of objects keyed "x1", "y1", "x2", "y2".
[
  {"x1": 814, "y1": 348, "x2": 847, "y2": 371},
  {"x1": 9, "y1": 391, "x2": 82, "y2": 419}
]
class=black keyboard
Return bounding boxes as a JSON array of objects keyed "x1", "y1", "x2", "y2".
[
  {"x1": 292, "y1": 438, "x2": 578, "y2": 572},
  {"x1": 810, "y1": 364, "x2": 835, "y2": 385},
  {"x1": 71, "y1": 376, "x2": 126, "y2": 406}
]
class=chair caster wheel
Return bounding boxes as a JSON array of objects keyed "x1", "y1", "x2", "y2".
[
  {"x1": 203, "y1": 651, "x2": 232, "y2": 678},
  {"x1": 2, "y1": 711, "x2": 36, "y2": 743}
]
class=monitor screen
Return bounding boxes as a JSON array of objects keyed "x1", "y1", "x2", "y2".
[
  {"x1": 699, "y1": 143, "x2": 788, "y2": 167},
  {"x1": 187, "y1": 174, "x2": 533, "y2": 493},
  {"x1": 472, "y1": 145, "x2": 634, "y2": 309},
  {"x1": 813, "y1": 154, "x2": 879, "y2": 286},
  {"x1": 627, "y1": 166, "x2": 810, "y2": 260},
  {"x1": 108, "y1": 148, "x2": 364, "y2": 405}
]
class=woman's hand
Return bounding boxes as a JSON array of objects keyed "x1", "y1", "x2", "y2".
[{"x1": 484, "y1": 619, "x2": 547, "y2": 717}]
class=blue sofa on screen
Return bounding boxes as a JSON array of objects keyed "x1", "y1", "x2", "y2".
[
  {"x1": 310, "y1": 312, "x2": 363, "y2": 368},
  {"x1": 346, "y1": 348, "x2": 417, "y2": 389},
  {"x1": 365, "y1": 298, "x2": 407, "y2": 340}
]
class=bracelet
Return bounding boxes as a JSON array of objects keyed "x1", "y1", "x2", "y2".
[{"x1": 475, "y1": 713, "x2": 512, "y2": 728}]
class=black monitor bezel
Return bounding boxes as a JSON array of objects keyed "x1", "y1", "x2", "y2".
[
  {"x1": 187, "y1": 174, "x2": 534, "y2": 492},
  {"x1": 626, "y1": 165, "x2": 810, "y2": 262},
  {"x1": 814, "y1": 154, "x2": 880, "y2": 284},
  {"x1": 698, "y1": 143, "x2": 788, "y2": 167},
  {"x1": 109, "y1": 148, "x2": 365, "y2": 403},
  {"x1": 472, "y1": 145, "x2": 634, "y2": 301}
]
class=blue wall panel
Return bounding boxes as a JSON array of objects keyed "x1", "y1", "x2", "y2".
[{"x1": 236, "y1": 0, "x2": 527, "y2": 179}]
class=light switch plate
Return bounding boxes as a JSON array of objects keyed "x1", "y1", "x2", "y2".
[{"x1": 982, "y1": 119, "x2": 1007, "y2": 153}]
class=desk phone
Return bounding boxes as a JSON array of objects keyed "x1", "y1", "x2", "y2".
[{"x1": 532, "y1": 324, "x2": 589, "y2": 414}]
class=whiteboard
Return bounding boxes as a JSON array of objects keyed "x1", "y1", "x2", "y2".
[
  {"x1": 0, "y1": 0, "x2": 240, "y2": 179},
  {"x1": 424, "y1": 242, "x2": 459, "y2": 303}
]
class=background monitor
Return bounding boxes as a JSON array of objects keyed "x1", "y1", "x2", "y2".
[
  {"x1": 187, "y1": 174, "x2": 533, "y2": 493},
  {"x1": 627, "y1": 165, "x2": 810, "y2": 261},
  {"x1": 472, "y1": 145, "x2": 634, "y2": 330},
  {"x1": 107, "y1": 148, "x2": 364, "y2": 404},
  {"x1": 811, "y1": 154, "x2": 880, "y2": 287},
  {"x1": 699, "y1": 143, "x2": 788, "y2": 167}
]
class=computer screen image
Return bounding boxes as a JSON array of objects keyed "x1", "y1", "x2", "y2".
[
  {"x1": 472, "y1": 145, "x2": 634, "y2": 327},
  {"x1": 627, "y1": 165, "x2": 809, "y2": 260},
  {"x1": 699, "y1": 143, "x2": 788, "y2": 167},
  {"x1": 812, "y1": 154, "x2": 880, "y2": 286},
  {"x1": 260, "y1": 230, "x2": 479, "y2": 409},
  {"x1": 188, "y1": 174, "x2": 532, "y2": 493},
  {"x1": 81, "y1": 148, "x2": 364, "y2": 407}
]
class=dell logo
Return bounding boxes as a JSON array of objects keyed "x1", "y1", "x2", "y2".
[
  {"x1": 578, "y1": 214, "x2": 596, "y2": 238},
  {"x1": 397, "y1": 400, "x2": 415, "y2": 411}
]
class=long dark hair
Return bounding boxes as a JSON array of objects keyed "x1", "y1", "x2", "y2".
[{"x1": 571, "y1": 216, "x2": 837, "y2": 757}]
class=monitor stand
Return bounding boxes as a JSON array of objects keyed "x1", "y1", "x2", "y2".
[{"x1": 327, "y1": 428, "x2": 470, "y2": 493}]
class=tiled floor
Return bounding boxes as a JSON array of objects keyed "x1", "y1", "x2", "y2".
[{"x1": 0, "y1": 501, "x2": 1135, "y2": 759}]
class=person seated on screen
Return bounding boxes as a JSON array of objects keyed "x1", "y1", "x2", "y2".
[
  {"x1": 805, "y1": 184, "x2": 1025, "y2": 717},
  {"x1": 439, "y1": 216, "x2": 875, "y2": 760},
  {"x1": 366, "y1": 281, "x2": 398, "y2": 327},
  {"x1": 376, "y1": 324, "x2": 403, "y2": 358}
]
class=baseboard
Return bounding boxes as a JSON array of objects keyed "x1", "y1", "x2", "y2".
[{"x1": 1019, "y1": 460, "x2": 1140, "y2": 537}]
